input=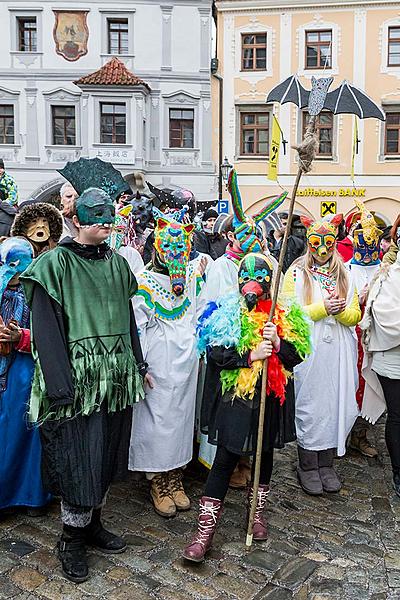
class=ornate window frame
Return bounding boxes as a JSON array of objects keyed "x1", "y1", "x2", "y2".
[
  {"x1": 235, "y1": 104, "x2": 272, "y2": 160},
  {"x1": 162, "y1": 90, "x2": 200, "y2": 151},
  {"x1": 296, "y1": 18, "x2": 340, "y2": 77},
  {"x1": 0, "y1": 86, "x2": 21, "y2": 153},
  {"x1": 42, "y1": 88, "x2": 82, "y2": 149},
  {"x1": 99, "y1": 9, "x2": 135, "y2": 63},
  {"x1": 92, "y1": 93, "x2": 133, "y2": 147},
  {"x1": 378, "y1": 103, "x2": 400, "y2": 161},
  {"x1": 380, "y1": 17, "x2": 400, "y2": 79},
  {"x1": 9, "y1": 8, "x2": 43, "y2": 69},
  {"x1": 235, "y1": 20, "x2": 274, "y2": 83}
]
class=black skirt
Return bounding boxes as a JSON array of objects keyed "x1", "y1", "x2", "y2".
[
  {"x1": 39, "y1": 403, "x2": 133, "y2": 507},
  {"x1": 201, "y1": 378, "x2": 296, "y2": 456}
]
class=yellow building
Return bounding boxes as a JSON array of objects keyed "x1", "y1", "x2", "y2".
[{"x1": 212, "y1": 0, "x2": 400, "y2": 225}]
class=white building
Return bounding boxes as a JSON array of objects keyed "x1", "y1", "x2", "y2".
[{"x1": 0, "y1": 0, "x2": 215, "y2": 203}]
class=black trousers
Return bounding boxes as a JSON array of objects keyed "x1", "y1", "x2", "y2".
[
  {"x1": 204, "y1": 446, "x2": 274, "y2": 501},
  {"x1": 377, "y1": 375, "x2": 400, "y2": 476}
]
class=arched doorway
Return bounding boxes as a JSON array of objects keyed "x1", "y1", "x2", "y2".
[{"x1": 30, "y1": 177, "x2": 64, "y2": 207}]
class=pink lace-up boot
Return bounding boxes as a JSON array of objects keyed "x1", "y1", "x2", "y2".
[
  {"x1": 247, "y1": 484, "x2": 270, "y2": 540},
  {"x1": 183, "y1": 496, "x2": 223, "y2": 562}
]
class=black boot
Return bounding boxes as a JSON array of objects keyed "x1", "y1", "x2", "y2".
[
  {"x1": 57, "y1": 525, "x2": 89, "y2": 583},
  {"x1": 84, "y1": 508, "x2": 126, "y2": 554}
]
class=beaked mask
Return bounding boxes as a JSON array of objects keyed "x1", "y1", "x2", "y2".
[{"x1": 238, "y1": 253, "x2": 273, "y2": 311}]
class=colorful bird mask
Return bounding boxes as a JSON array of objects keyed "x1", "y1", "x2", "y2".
[
  {"x1": 301, "y1": 214, "x2": 343, "y2": 261},
  {"x1": 153, "y1": 209, "x2": 194, "y2": 297},
  {"x1": 0, "y1": 238, "x2": 34, "y2": 301},
  {"x1": 108, "y1": 205, "x2": 132, "y2": 251},
  {"x1": 238, "y1": 253, "x2": 273, "y2": 311},
  {"x1": 351, "y1": 199, "x2": 382, "y2": 266},
  {"x1": 228, "y1": 170, "x2": 287, "y2": 254}
]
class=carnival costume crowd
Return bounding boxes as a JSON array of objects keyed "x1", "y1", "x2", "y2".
[{"x1": 0, "y1": 156, "x2": 399, "y2": 583}]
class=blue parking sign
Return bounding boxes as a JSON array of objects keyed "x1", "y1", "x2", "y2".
[{"x1": 218, "y1": 200, "x2": 229, "y2": 214}]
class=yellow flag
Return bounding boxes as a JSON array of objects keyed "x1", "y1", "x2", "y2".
[
  {"x1": 351, "y1": 116, "x2": 358, "y2": 182},
  {"x1": 268, "y1": 115, "x2": 281, "y2": 181}
]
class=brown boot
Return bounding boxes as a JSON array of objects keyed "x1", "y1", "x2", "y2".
[
  {"x1": 150, "y1": 473, "x2": 176, "y2": 518},
  {"x1": 169, "y1": 468, "x2": 191, "y2": 511},
  {"x1": 229, "y1": 457, "x2": 251, "y2": 490},
  {"x1": 318, "y1": 449, "x2": 341, "y2": 493},
  {"x1": 349, "y1": 429, "x2": 378, "y2": 458},
  {"x1": 183, "y1": 497, "x2": 223, "y2": 563},
  {"x1": 247, "y1": 484, "x2": 269, "y2": 541}
]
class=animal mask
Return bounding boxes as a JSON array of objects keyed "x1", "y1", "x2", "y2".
[
  {"x1": 238, "y1": 253, "x2": 273, "y2": 311},
  {"x1": 26, "y1": 218, "x2": 50, "y2": 243},
  {"x1": 129, "y1": 192, "x2": 153, "y2": 232},
  {"x1": 0, "y1": 238, "x2": 34, "y2": 300},
  {"x1": 154, "y1": 213, "x2": 194, "y2": 296},
  {"x1": 108, "y1": 205, "x2": 132, "y2": 251},
  {"x1": 351, "y1": 199, "x2": 382, "y2": 266},
  {"x1": 228, "y1": 170, "x2": 287, "y2": 254},
  {"x1": 76, "y1": 188, "x2": 115, "y2": 227},
  {"x1": 301, "y1": 214, "x2": 343, "y2": 261}
]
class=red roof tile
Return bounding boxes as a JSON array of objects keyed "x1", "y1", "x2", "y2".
[{"x1": 74, "y1": 57, "x2": 150, "y2": 90}]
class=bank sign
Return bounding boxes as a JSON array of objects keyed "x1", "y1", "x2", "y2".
[{"x1": 296, "y1": 188, "x2": 366, "y2": 197}]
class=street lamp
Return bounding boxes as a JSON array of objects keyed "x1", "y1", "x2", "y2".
[{"x1": 220, "y1": 156, "x2": 233, "y2": 185}]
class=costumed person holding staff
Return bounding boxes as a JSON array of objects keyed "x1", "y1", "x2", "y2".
[
  {"x1": 0, "y1": 238, "x2": 51, "y2": 514},
  {"x1": 21, "y1": 186, "x2": 146, "y2": 584},
  {"x1": 129, "y1": 208, "x2": 207, "y2": 518},
  {"x1": 183, "y1": 253, "x2": 311, "y2": 562},
  {"x1": 346, "y1": 200, "x2": 382, "y2": 458},
  {"x1": 360, "y1": 215, "x2": 400, "y2": 496},
  {"x1": 283, "y1": 214, "x2": 361, "y2": 495}
]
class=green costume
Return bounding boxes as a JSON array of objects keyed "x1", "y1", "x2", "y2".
[{"x1": 22, "y1": 246, "x2": 144, "y2": 424}]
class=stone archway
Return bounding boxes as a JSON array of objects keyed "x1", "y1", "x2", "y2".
[
  {"x1": 344, "y1": 197, "x2": 399, "y2": 226},
  {"x1": 30, "y1": 177, "x2": 65, "y2": 206}
]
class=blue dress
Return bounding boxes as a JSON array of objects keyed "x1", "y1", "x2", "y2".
[{"x1": 0, "y1": 289, "x2": 51, "y2": 509}]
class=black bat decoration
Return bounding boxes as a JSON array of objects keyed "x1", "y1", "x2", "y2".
[{"x1": 266, "y1": 75, "x2": 385, "y2": 121}]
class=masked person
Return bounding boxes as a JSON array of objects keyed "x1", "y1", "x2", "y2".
[
  {"x1": 346, "y1": 200, "x2": 382, "y2": 458},
  {"x1": 201, "y1": 171, "x2": 286, "y2": 486},
  {"x1": 0, "y1": 238, "x2": 51, "y2": 515},
  {"x1": 283, "y1": 215, "x2": 361, "y2": 496},
  {"x1": 182, "y1": 253, "x2": 311, "y2": 562},
  {"x1": 108, "y1": 205, "x2": 144, "y2": 275},
  {"x1": 129, "y1": 208, "x2": 207, "y2": 518},
  {"x1": 124, "y1": 192, "x2": 154, "y2": 261},
  {"x1": 360, "y1": 215, "x2": 400, "y2": 496},
  {"x1": 20, "y1": 187, "x2": 146, "y2": 584},
  {"x1": 11, "y1": 202, "x2": 63, "y2": 257}
]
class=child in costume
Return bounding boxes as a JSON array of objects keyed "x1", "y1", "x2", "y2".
[
  {"x1": 182, "y1": 253, "x2": 311, "y2": 562},
  {"x1": 129, "y1": 208, "x2": 207, "y2": 518},
  {"x1": 21, "y1": 187, "x2": 146, "y2": 584},
  {"x1": 283, "y1": 214, "x2": 361, "y2": 496},
  {"x1": 346, "y1": 200, "x2": 382, "y2": 458},
  {"x1": 201, "y1": 171, "x2": 286, "y2": 486},
  {"x1": 0, "y1": 238, "x2": 51, "y2": 514},
  {"x1": 360, "y1": 216, "x2": 400, "y2": 496}
]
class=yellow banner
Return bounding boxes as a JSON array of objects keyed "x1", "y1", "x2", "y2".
[
  {"x1": 268, "y1": 115, "x2": 281, "y2": 181},
  {"x1": 351, "y1": 116, "x2": 358, "y2": 182}
]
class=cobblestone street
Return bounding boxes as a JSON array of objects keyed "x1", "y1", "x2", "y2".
[{"x1": 1, "y1": 420, "x2": 400, "y2": 600}]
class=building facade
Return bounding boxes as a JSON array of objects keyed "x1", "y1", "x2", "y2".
[
  {"x1": 213, "y1": 0, "x2": 400, "y2": 224},
  {"x1": 0, "y1": 0, "x2": 215, "y2": 203}
]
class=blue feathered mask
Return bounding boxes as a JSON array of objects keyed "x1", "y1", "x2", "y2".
[{"x1": 0, "y1": 238, "x2": 34, "y2": 300}]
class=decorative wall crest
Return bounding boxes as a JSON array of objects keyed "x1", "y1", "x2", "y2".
[{"x1": 53, "y1": 11, "x2": 89, "y2": 62}]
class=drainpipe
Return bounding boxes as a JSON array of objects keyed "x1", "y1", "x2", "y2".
[{"x1": 212, "y1": 72, "x2": 223, "y2": 202}]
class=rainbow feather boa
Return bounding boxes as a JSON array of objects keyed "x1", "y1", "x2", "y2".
[{"x1": 197, "y1": 294, "x2": 312, "y2": 404}]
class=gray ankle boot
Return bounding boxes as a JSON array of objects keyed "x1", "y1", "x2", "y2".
[
  {"x1": 318, "y1": 449, "x2": 341, "y2": 492},
  {"x1": 297, "y1": 446, "x2": 323, "y2": 495}
]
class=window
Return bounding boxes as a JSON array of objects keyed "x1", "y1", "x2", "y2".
[
  {"x1": 107, "y1": 19, "x2": 129, "y2": 55},
  {"x1": 100, "y1": 103, "x2": 126, "y2": 144},
  {"x1": 388, "y1": 27, "x2": 400, "y2": 67},
  {"x1": 240, "y1": 112, "x2": 269, "y2": 155},
  {"x1": 51, "y1": 106, "x2": 76, "y2": 146},
  {"x1": 305, "y1": 30, "x2": 332, "y2": 69},
  {"x1": 0, "y1": 105, "x2": 14, "y2": 144},
  {"x1": 303, "y1": 112, "x2": 333, "y2": 156},
  {"x1": 169, "y1": 109, "x2": 194, "y2": 148},
  {"x1": 241, "y1": 33, "x2": 267, "y2": 70},
  {"x1": 17, "y1": 17, "x2": 37, "y2": 52},
  {"x1": 384, "y1": 112, "x2": 400, "y2": 155}
]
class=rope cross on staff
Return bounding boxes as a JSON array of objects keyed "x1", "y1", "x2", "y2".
[{"x1": 245, "y1": 74, "x2": 385, "y2": 550}]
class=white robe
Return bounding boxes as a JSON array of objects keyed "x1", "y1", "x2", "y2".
[
  {"x1": 293, "y1": 270, "x2": 359, "y2": 456},
  {"x1": 129, "y1": 260, "x2": 206, "y2": 472}
]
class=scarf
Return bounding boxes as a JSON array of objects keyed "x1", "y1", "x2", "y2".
[
  {"x1": 225, "y1": 247, "x2": 245, "y2": 265},
  {"x1": 0, "y1": 286, "x2": 30, "y2": 392},
  {"x1": 197, "y1": 295, "x2": 311, "y2": 404}
]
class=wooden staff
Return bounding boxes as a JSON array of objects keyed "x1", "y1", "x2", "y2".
[{"x1": 245, "y1": 117, "x2": 316, "y2": 549}]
